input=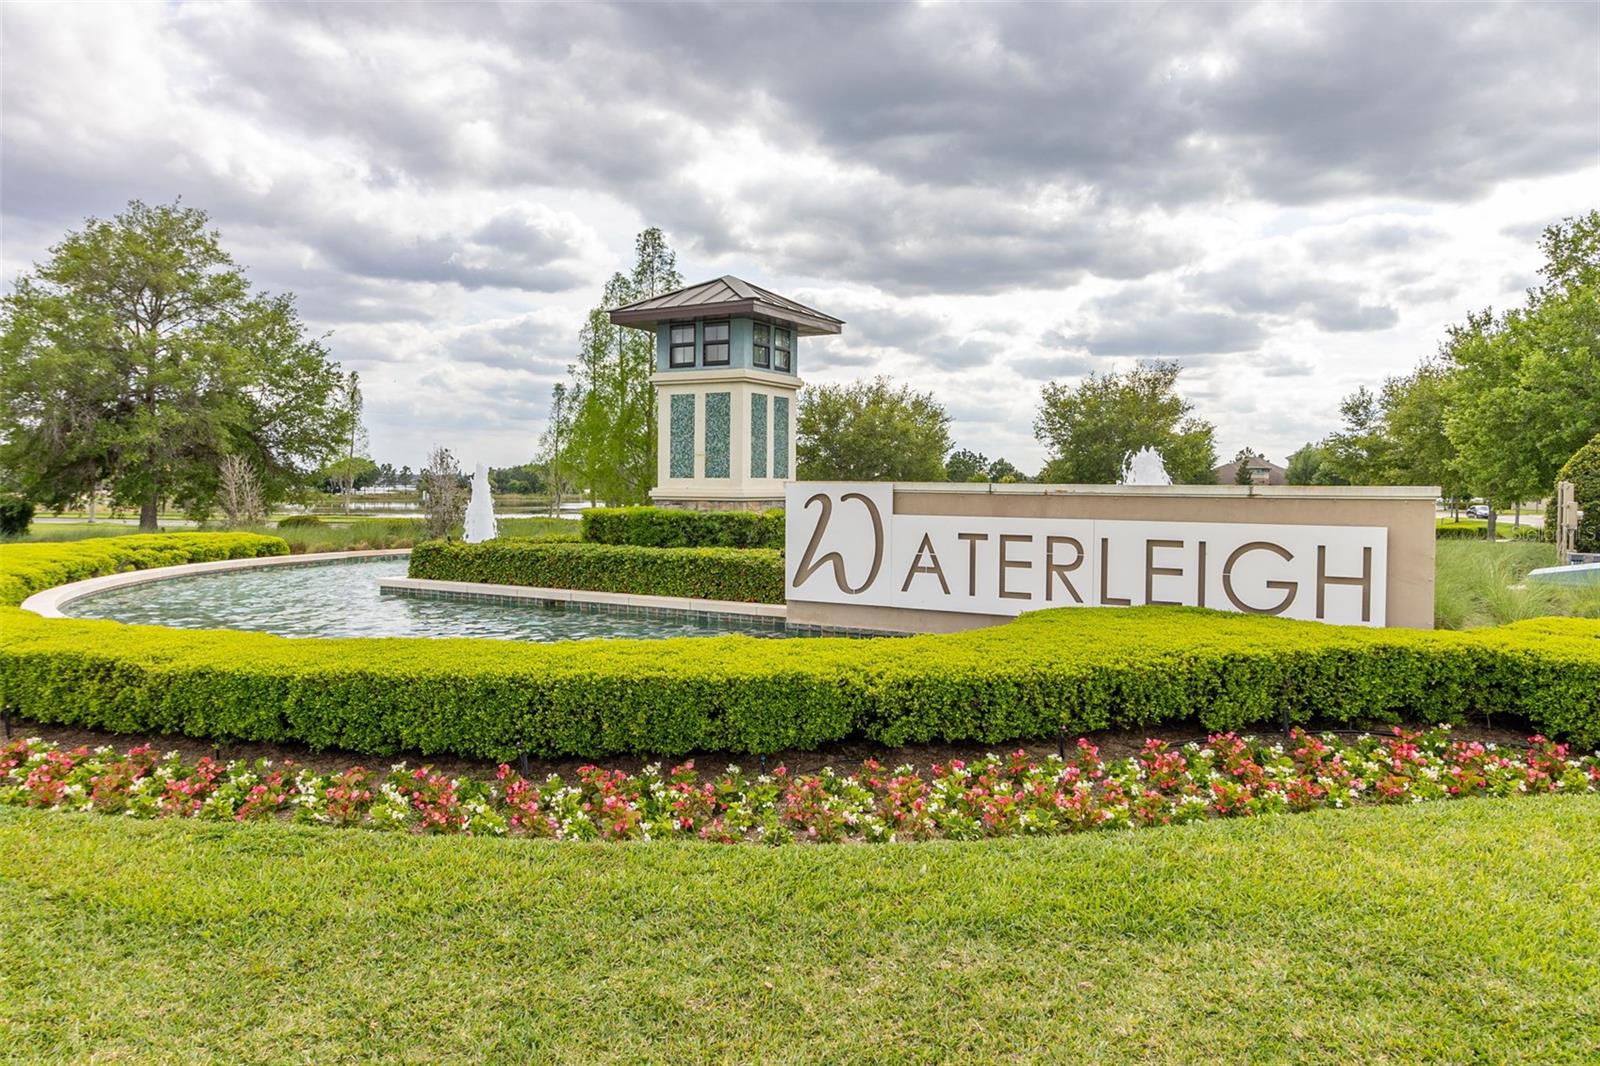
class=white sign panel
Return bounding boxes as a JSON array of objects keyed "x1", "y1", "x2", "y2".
[{"x1": 785, "y1": 483, "x2": 1388, "y2": 626}]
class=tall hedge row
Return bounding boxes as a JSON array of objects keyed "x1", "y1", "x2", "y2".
[
  {"x1": 581, "y1": 506, "x2": 785, "y2": 550},
  {"x1": 409, "y1": 539, "x2": 785, "y2": 604},
  {"x1": 3, "y1": 533, "x2": 1599, "y2": 760}
]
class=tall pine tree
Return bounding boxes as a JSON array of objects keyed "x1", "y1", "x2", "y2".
[{"x1": 561, "y1": 228, "x2": 682, "y2": 504}]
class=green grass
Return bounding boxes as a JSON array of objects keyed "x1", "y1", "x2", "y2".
[
  {"x1": 2, "y1": 522, "x2": 164, "y2": 542},
  {"x1": 1435, "y1": 541, "x2": 1600, "y2": 629},
  {"x1": 1, "y1": 798, "x2": 1596, "y2": 1064}
]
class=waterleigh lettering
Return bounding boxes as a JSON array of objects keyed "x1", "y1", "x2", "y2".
[{"x1": 785, "y1": 484, "x2": 1391, "y2": 628}]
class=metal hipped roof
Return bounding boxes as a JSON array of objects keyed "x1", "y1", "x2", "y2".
[{"x1": 608, "y1": 275, "x2": 844, "y2": 336}]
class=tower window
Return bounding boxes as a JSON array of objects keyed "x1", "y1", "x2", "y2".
[
  {"x1": 753, "y1": 322, "x2": 771, "y2": 368},
  {"x1": 774, "y1": 328, "x2": 792, "y2": 371},
  {"x1": 702, "y1": 320, "x2": 730, "y2": 365},
  {"x1": 669, "y1": 323, "x2": 695, "y2": 368}
]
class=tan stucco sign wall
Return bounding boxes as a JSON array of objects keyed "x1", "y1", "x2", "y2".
[{"x1": 784, "y1": 482, "x2": 1438, "y2": 633}]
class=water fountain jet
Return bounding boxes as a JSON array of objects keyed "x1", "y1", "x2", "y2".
[
  {"x1": 1119, "y1": 447, "x2": 1173, "y2": 486},
  {"x1": 463, "y1": 463, "x2": 498, "y2": 543}
]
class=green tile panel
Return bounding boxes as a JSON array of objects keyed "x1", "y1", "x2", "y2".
[
  {"x1": 669, "y1": 393, "x2": 696, "y2": 478},
  {"x1": 705, "y1": 392, "x2": 731, "y2": 478},
  {"x1": 750, "y1": 393, "x2": 768, "y2": 479},
  {"x1": 773, "y1": 395, "x2": 790, "y2": 479}
]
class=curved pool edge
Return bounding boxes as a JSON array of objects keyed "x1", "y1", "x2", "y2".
[
  {"x1": 378, "y1": 575, "x2": 789, "y2": 623},
  {"x1": 20, "y1": 549, "x2": 412, "y2": 619}
]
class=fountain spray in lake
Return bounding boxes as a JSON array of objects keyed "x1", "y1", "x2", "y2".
[
  {"x1": 463, "y1": 462, "x2": 498, "y2": 543},
  {"x1": 1120, "y1": 447, "x2": 1173, "y2": 486}
]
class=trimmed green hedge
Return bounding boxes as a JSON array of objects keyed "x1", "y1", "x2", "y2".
[
  {"x1": 1548, "y1": 433, "x2": 1600, "y2": 553},
  {"x1": 1436, "y1": 520, "x2": 1542, "y2": 541},
  {"x1": 581, "y1": 506, "x2": 784, "y2": 550},
  {"x1": 3, "y1": 533, "x2": 1599, "y2": 760},
  {"x1": 0, "y1": 533, "x2": 288, "y2": 607},
  {"x1": 409, "y1": 539, "x2": 784, "y2": 604}
]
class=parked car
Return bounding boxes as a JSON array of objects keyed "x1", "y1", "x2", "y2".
[{"x1": 1466, "y1": 504, "x2": 1492, "y2": 519}]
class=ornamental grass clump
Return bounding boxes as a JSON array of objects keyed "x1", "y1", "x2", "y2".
[{"x1": 5, "y1": 728, "x2": 1595, "y2": 846}]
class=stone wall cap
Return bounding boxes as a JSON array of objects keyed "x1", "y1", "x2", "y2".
[{"x1": 875, "y1": 482, "x2": 1442, "y2": 501}]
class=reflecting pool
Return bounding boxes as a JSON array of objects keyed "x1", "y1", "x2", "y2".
[{"x1": 63, "y1": 556, "x2": 795, "y2": 642}]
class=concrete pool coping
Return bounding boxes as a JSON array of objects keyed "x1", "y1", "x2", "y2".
[
  {"x1": 20, "y1": 549, "x2": 413, "y2": 619},
  {"x1": 376, "y1": 576, "x2": 789, "y2": 624}
]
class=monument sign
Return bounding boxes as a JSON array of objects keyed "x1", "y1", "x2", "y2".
[{"x1": 787, "y1": 482, "x2": 1438, "y2": 631}]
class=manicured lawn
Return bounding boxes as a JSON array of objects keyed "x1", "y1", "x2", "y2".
[{"x1": 2, "y1": 798, "x2": 1597, "y2": 1063}]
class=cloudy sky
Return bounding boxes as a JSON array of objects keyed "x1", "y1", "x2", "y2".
[{"x1": 3, "y1": 2, "x2": 1597, "y2": 474}]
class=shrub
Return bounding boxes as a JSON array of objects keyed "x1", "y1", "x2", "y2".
[
  {"x1": 276, "y1": 514, "x2": 325, "y2": 528},
  {"x1": 1436, "y1": 521, "x2": 1482, "y2": 541},
  {"x1": 410, "y1": 538, "x2": 785, "y2": 604},
  {"x1": 1548, "y1": 433, "x2": 1600, "y2": 554},
  {"x1": 217, "y1": 455, "x2": 265, "y2": 528},
  {"x1": 420, "y1": 446, "x2": 466, "y2": 540},
  {"x1": 0, "y1": 532, "x2": 287, "y2": 606},
  {"x1": 1436, "y1": 519, "x2": 1542, "y2": 541},
  {"x1": 4, "y1": 533, "x2": 1600, "y2": 762},
  {"x1": 582, "y1": 506, "x2": 784, "y2": 550},
  {"x1": 0, "y1": 496, "x2": 34, "y2": 538}
]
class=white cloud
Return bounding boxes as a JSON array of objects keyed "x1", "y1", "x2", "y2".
[{"x1": 2, "y1": 1, "x2": 1595, "y2": 473}]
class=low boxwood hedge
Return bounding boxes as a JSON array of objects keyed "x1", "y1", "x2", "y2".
[
  {"x1": 409, "y1": 538, "x2": 785, "y2": 604},
  {"x1": 2, "y1": 534, "x2": 1599, "y2": 760},
  {"x1": 581, "y1": 506, "x2": 784, "y2": 550},
  {"x1": 0, "y1": 533, "x2": 287, "y2": 606},
  {"x1": 1436, "y1": 520, "x2": 1543, "y2": 541}
]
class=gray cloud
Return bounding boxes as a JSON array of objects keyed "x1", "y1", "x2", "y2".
[
  {"x1": 730, "y1": 179, "x2": 1188, "y2": 296},
  {"x1": 1304, "y1": 220, "x2": 1445, "y2": 259},
  {"x1": 1010, "y1": 351, "x2": 1102, "y2": 381},
  {"x1": 605, "y1": 2, "x2": 1597, "y2": 206},
  {"x1": 1186, "y1": 259, "x2": 1399, "y2": 333},
  {"x1": 315, "y1": 214, "x2": 589, "y2": 292},
  {"x1": 24, "y1": 1, "x2": 1581, "y2": 297},
  {"x1": 816, "y1": 302, "x2": 1010, "y2": 370},
  {"x1": 797, "y1": 338, "x2": 881, "y2": 372},
  {"x1": 1055, "y1": 298, "x2": 1267, "y2": 358},
  {"x1": 441, "y1": 315, "x2": 573, "y2": 372},
  {"x1": 1, "y1": 1, "x2": 1595, "y2": 471}
]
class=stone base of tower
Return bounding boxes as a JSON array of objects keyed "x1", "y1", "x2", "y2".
[{"x1": 648, "y1": 492, "x2": 784, "y2": 513}]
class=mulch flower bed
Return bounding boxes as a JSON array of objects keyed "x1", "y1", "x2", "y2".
[{"x1": 4, "y1": 728, "x2": 1595, "y2": 845}]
